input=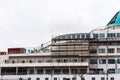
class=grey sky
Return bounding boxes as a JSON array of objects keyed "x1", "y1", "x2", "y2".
[{"x1": 0, "y1": 0, "x2": 120, "y2": 51}]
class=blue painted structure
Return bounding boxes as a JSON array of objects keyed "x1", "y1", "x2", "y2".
[{"x1": 107, "y1": 11, "x2": 120, "y2": 26}]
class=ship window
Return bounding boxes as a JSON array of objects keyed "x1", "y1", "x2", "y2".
[
  {"x1": 109, "y1": 42, "x2": 117, "y2": 45},
  {"x1": 63, "y1": 59, "x2": 68, "y2": 63},
  {"x1": 28, "y1": 69, "x2": 34, "y2": 74},
  {"x1": 117, "y1": 33, "x2": 120, "y2": 37},
  {"x1": 89, "y1": 49, "x2": 97, "y2": 54},
  {"x1": 99, "y1": 59, "x2": 106, "y2": 64},
  {"x1": 99, "y1": 49, "x2": 105, "y2": 53},
  {"x1": 19, "y1": 78, "x2": 22, "y2": 80},
  {"x1": 45, "y1": 69, "x2": 52, "y2": 74},
  {"x1": 93, "y1": 34, "x2": 98, "y2": 38},
  {"x1": 72, "y1": 58, "x2": 77, "y2": 62},
  {"x1": 38, "y1": 60, "x2": 42, "y2": 63},
  {"x1": 54, "y1": 69, "x2": 61, "y2": 74},
  {"x1": 37, "y1": 69, "x2": 43, "y2": 74},
  {"x1": 56, "y1": 59, "x2": 61, "y2": 63},
  {"x1": 108, "y1": 59, "x2": 115, "y2": 64},
  {"x1": 92, "y1": 77, "x2": 95, "y2": 80},
  {"x1": 86, "y1": 34, "x2": 90, "y2": 38},
  {"x1": 98, "y1": 42, "x2": 106, "y2": 46},
  {"x1": 110, "y1": 77, "x2": 114, "y2": 80},
  {"x1": 80, "y1": 69, "x2": 87, "y2": 74},
  {"x1": 81, "y1": 34, "x2": 85, "y2": 38},
  {"x1": 72, "y1": 77, "x2": 76, "y2": 80},
  {"x1": 107, "y1": 33, "x2": 116, "y2": 37},
  {"x1": 117, "y1": 69, "x2": 120, "y2": 74},
  {"x1": 81, "y1": 59, "x2": 87, "y2": 62},
  {"x1": 77, "y1": 34, "x2": 80, "y2": 39},
  {"x1": 4, "y1": 60, "x2": 7, "y2": 63},
  {"x1": 54, "y1": 78, "x2": 57, "y2": 80},
  {"x1": 72, "y1": 34, "x2": 76, "y2": 39},
  {"x1": 45, "y1": 78, "x2": 49, "y2": 80},
  {"x1": 117, "y1": 59, "x2": 120, "y2": 64},
  {"x1": 21, "y1": 60, "x2": 25, "y2": 63},
  {"x1": 36, "y1": 78, "x2": 40, "y2": 80},
  {"x1": 63, "y1": 78, "x2": 70, "y2": 80},
  {"x1": 90, "y1": 59, "x2": 97, "y2": 64},
  {"x1": 29, "y1": 60, "x2": 33, "y2": 63},
  {"x1": 101, "y1": 77, "x2": 105, "y2": 80},
  {"x1": 71, "y1": 69, "x2": 77, "y2": 74},
  {"x1": 118, "y1": 42, "x2": 120, "y2": 45},
  {"x1": 67, "y1": 35, "x2": 71, "y2": 39},
  {"x1": 28, "y1": 78, "x2": 31, "y2": 80},
  {"x1": 18, "y1": 69, "x2": 27, "y2": 75},
  {"x1": 107, "y1": 69, "x2": 115, "y2": 74},
  {"x1": 81, "y1": 77, "x2": 85, "y2": 80},
  {"x1": 107, "y1": 48, "x2": 115, "y2": 53},
  {"x1": 12, "y1": 60, "x2": 15, "y2": 63},
  {"x1": 117, "y1": 48, "x2": 120, "y2": 53},
  {"x1": 63, "y1": 69, "x2": 69, "y2": 74},
  {"x1": 99, "y1": 33, "x2": 105, "y2": 38},
  {"x1": 46, "y1": 59, "x2": 51, "y2": 63},
  {"x1": 63, "y1": 78, "x2": 66, "y2": 80},
  {"x1": 61, "y1": 36, "x2": 66, "y2": 39}
]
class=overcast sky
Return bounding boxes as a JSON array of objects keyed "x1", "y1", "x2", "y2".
[{"x1": 0, "y1": 0, "x2": 120, "y2": 51}]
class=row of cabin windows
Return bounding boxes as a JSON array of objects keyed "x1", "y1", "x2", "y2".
[
  {"x1": 107, "y1": 33, "x2": 120, "y2": 37},
  {"x1": 2, "y1": 68, "x2": 86, "y2": 75},
  {"x1": 94, "y1": 33, "x2": 120, "y2": 38},
  {"x1": 59, "y1": 34, "x2": 90, "y2": 39},
  {"x1": 90, "y1": 41, "x2": 120, "y2": 46},
  {"x1": 90, "y1": 59, "x2": 120, "y2": 64},
  {"x1": 19, "y1": 77, "x2": 115, "y2": 80},
  {"x1": 92, "y1": 77, "x2": 114, "y2": 80},
  {"x1": 93, "y1": 34, "x2": 103, "y2": 38},
  {"x1": 98, "y1": 48, "x2": 120, "y2": 54},
  {"x1": 19, "y1": 77, "x2": 76, "y2": 80},
  {"x1": 10, "y1": 58, "x2": 87, "y2": 64},
  {"x1": 58, "y1": 33, "x2": 120, "y2": 40}
]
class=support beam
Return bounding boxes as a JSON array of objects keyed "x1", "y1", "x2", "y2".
[
  {"x1": 16, "y1": 67, "x2": 18, "y2": 75},
  {"x1": 69, "y1": 66, "x2": 71, "y2": 74},
  {"x1": 0, "y1": 68, "x2": 1, "y2": 75},
  {"x1": 43, "y1": 68, "x2": 45, "y2": 74},
  {"x1": 34, "y1": 67, "x2": 36, "y2": 74}
]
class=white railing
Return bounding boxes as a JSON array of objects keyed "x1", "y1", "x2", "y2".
[{"x1": 1, "y1": 62, "x2": 88, "y2": 67}]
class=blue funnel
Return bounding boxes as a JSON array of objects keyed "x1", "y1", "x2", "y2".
[{"x1": 107, "y1": 11, "x2": 120, "y2": 26}]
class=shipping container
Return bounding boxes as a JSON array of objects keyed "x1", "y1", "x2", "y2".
[
  {"x1": 8, "y1": 48, "x2": 26, "y2": 54},
  {"x1": 0, "y1": 52, "x2": 7, "y2": 55}
]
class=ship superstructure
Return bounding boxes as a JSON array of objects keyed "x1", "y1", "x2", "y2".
[{"x1": 0, "y1": 11, "x2": 120, "y2": 80}]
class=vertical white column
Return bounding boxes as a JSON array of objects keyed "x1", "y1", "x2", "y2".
[
  {"x1": 0, "y1": 67, "x2": 3, "y2": 80},
  {"x1": 43, "y1": 68, "x2": 45, "y2": 74},
  {"x1": 87, "y1": 66, "x2": 89, "y2": 74},
  {"x1": 16, "y1": 67, "x2": 18, "y2": 75},
  {"x1": 0, "y1": 68, "x2": 1, "y2": 75},
  {"x1": 61, "y1": 69, "x2": 62, "y2": 74},
  {"x1": 27, "y1": 68, "x2": 29, "y2": 75},
  {"x1": 115, "y1": 58, "x2": 118, "y2": 74},
  {"x1": 34, "y1": 67, "x2": 36, "y2": 74},
  {"x1": 69, "y1": 66, "x2": 71, "y2": 74}
]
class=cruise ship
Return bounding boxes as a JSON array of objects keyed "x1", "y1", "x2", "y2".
[{"x1": 0, "y1": 11, "x2": 120, "y2": 80}]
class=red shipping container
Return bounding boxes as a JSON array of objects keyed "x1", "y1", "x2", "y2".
[
  {"x1": 8, "y1": 48, "x2": 26, "y2": 54},
  {"x1": 0, "y1": 52, "x2": 7, "y2": 55}
]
